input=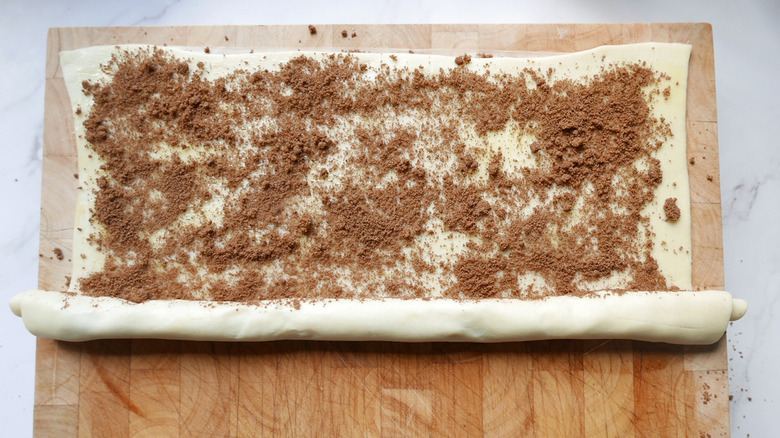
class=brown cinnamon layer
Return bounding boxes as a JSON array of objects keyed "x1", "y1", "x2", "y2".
[{"x1": 78, "y1": 47, "x2": 677, "y2": 303}]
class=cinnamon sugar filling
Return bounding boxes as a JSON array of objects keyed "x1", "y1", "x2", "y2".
[{"x1": 78, "y1": 47, "x2": 679, "y2": 303}]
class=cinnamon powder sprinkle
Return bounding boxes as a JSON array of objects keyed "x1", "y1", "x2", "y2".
[{"x1": 78, "y1": 47, "x2": 677, "y2": 303}]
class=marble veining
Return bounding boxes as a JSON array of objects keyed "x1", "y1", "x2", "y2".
[
  {"x1": 725, "y1": 169, "x2": 780, "y2": 225},
  {"x1": 1, "y1": 1, "x2": 778, "y2": 436}
]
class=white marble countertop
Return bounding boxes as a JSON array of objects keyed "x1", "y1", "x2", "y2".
[{"x1": 1, "y1": 0, "x2": 777, "y2": 435}]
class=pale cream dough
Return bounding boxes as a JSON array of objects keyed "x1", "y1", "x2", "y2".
[
  {"x1": 9, "y1": 43, "x2": 746, "y2": 343},
  {"x1": 11, "y1": 290, "x2": 746, "y2": 344}
]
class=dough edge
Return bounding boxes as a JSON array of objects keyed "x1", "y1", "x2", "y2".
[{"x1": 10, "y1": 290, "x2": 745, "y2": 344}]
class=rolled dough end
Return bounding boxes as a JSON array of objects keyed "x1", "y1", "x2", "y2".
[
  {"x1": 9, "y1": 293, "x2": 23, "y2": 317},
  {"x1": 731, "y1": 298, "x2": 748, "y2": 321}
]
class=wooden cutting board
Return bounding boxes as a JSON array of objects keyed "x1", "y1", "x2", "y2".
[{"x1": 33, "y1": 24, "x2": 728, "y2": 437}]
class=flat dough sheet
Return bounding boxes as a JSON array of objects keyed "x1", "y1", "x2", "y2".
[{"x1": 10, "y1": 43, "x2": 746, "y2": 344}]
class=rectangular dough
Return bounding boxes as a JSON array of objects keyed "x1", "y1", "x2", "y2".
[{"x1": 9, "y1": 43, "x2": 745, "y2": 344}]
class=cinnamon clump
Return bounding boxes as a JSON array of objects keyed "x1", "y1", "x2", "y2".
[
  {"x1": 664, "y1": 197, "x2": 681, "y2": 222},
  {"x1": 454, "y1": 54, "x2": 471, "y2": 66},
  {"x1": 78, "y1": 47, "x2": 677, "y2": 303}
]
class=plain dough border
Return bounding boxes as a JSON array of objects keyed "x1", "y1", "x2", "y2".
[{"x1": 10, "y1": 290, "x2": 747, "y2": 344}]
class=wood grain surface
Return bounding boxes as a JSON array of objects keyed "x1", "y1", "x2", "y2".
[{"x1": 34, "y1": 24, "x2": 728, "y2": 437}]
